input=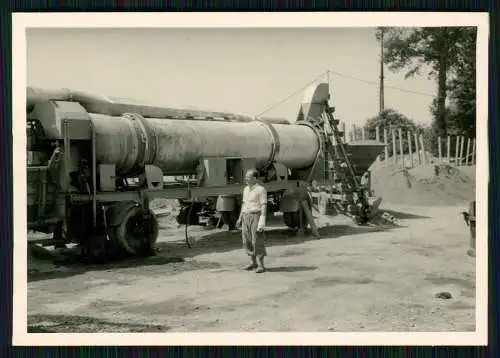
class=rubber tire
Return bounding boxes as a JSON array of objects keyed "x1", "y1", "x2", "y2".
[
  {"x1": 283, "y1": 198, "x2": 312, "y2": 229},
  {"x1": 283, "y1": 211, "x2": 301, "y2": 229},
  {"x1": 115, "y1": 207, "x2": 159, "y2": 256},
  {"x1": 82, "y1": 234, "x2": 110, "y2": 263}
]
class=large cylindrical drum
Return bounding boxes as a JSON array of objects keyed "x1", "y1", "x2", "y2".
[{"x1": 90, "y1": 113, "x2": 320, "y2": 176}]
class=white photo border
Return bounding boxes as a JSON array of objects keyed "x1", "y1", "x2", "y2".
[{"x1": 12, "y1": 12, "x2": 490, "y2": 346}]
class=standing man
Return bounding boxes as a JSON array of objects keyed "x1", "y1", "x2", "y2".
[{"x1": 236, "y1": 169, "x2": 267, "y2": 273}]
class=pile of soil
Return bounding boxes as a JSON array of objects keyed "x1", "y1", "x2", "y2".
[{"x1": 370, "y1": 161, "x2": 475, "y2": 206}]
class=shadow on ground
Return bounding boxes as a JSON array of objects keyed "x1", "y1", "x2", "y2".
[
  {"x1": 265, "y1": 265, "x2": 318, "y2": 273},
  {"x1": 28, "y1": 314, "x2": 170, "y2": 333},
  {"x1": 378, "y1": 209, "x2": 431, "y2": 220},
  {"x1": 28, "y1": 218, "x2": 394, "y2": 283}
]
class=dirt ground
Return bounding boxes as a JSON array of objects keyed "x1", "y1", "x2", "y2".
[{"x1": 27, "y1": 199, "x2": 476, "y2": 333}]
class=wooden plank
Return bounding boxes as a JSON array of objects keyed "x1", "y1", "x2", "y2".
[
  {"x1": 438, "y1": 136, "x2": 442, "y2": 162},
  {"x1": 383, "y1": 127, "x2": 389, "y2": 162},
  {"x1": 398, "y1": 127, "x2": 404, "y2": 167},
  {"x1": 459, "y1": 136, "x2": 465, "y2": 165},
  {"x1": 447, "y1": 136, "x2": 451, "y2": 163},
  {"x1": 408, "y1": 131, "x2": 413, "y2": 167},
  {"x1": 391, "y1": 128, "x2": 397, "y2": 164},
  {"x1": 419, "y1": 134, "x2": 426, "y2": 165},
  {"x1": 375, "y1": 126, "x2": 381, "y2": 161},
  {"x1": 414, "y1": 132, "x2": 420, "y2": 165},
  {"x1": 465, "y1": 138, "x2": 470, "y2": 165},
  {"x1": 455, "y1": 136, "x2": 460, "y2": 165},
  {"x1": 472, "y1": 138, "x2": 476, "y2": 165}
]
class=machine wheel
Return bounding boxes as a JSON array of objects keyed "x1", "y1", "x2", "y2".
[
  {"x1": 283, "y1": 211, "x2": 301, "y2": 229},
  {"x1": 114, "y1": 206, "x2": 159, "y2": 256},
  {"x1": 81, "y1": 233, "x2": 112, "y2": 263}
]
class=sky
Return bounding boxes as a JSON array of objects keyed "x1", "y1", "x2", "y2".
[{"x1": 26, "y1": 27, "x2": 438, "y2": 127}]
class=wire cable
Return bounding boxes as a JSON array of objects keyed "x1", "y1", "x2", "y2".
[
  {"x1": 255, "y1": 70, "x2": 329, "y2": 117},
  {"x1": 255, "y1": 69, "x2": 435, "y2": 117},
  {"x1": 327, "y1": 69, "x2": 435, "y2": 97}
]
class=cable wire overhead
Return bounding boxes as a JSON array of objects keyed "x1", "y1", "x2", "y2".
[
  {"x1": 255, "y1": 71, "x2": 330, "y2": 117},
  {"x1": 255, "y1": 69, "x2": 435, "y2": 117}
]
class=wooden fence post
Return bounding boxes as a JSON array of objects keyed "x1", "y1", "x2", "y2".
[
  {"x1": 398, "y1": 127, "x2": 404, "y2": 167},
  {"x1": 407, "y1": 130, "x2": 413, "y2": 167},
  {"x1": 375, "y1": 126, "x2": 381, "y2": 161},
  {"x1": 352, "y1": 124, "x2": 357, "y2": 141},
  {"x1": 383, "y1": 127, "x2": 388, "y2": 162},
  {"x1": 466, "y1": 138, "x2": 471, "y2": 166},
  {"x1": 455, "y1": 136, "x2": 460, "y2": 165},
  {"x1": 472, "y1": 138, "x2": 476, "y2": 165},
  {"x1": 447, "y1": 136, "x2": 451, "y2": 163},
  {"x1": 459, "y1": 136, "x2": 465, "y2": 166},
  {"x1": 392, "y1": 128, "x2": 397, "y2": 164},
  {"x1": 438, "y1": 136, "x2": 442, "y2": 162},
  {"x1": 414, "y1": 132, "x2": 420, "y2": 166},
  {"x1": 419, "y1": 133, "x2": 426, "y2": 165},
  {"x1": 362, "y1": 127, "x2": 366, "y2": 140}
]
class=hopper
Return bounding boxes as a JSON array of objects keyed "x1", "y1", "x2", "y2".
[{"x1": 345, "y1": 139, "x2": 386, "y2": 176}]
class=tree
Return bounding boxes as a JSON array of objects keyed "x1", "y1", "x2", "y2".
[
  {"x1": 363, "y1": 108, "x2": 423, "y2": 157},
  {"x1": 446, "y1": 27, "x2": 477, "y2": 138},
  {"x1": 378, "y1": 26, "x2": 475, "y2": 137}
]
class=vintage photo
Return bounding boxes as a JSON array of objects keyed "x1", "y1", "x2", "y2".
[{"x1": 14, "y1": 13, "x2": 488, "y2": 345}]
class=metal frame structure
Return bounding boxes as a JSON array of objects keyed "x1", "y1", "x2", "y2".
[{"x1": 26, "y1": 83, "x2": 387, "y2": 262}]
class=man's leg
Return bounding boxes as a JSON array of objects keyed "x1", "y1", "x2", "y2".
[
  {"x1": 242, "y1": 215, "x2": 257, "y2": 270},
  {"x1": 251, "y1": 219, "x2": 267, "y2": 273}
]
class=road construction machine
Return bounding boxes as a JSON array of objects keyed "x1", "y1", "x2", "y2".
[{"x1": 26, "y1": 82, "x2": 386, "y2": 261}]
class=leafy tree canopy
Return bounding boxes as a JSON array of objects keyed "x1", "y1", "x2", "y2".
[{"x1": 377, "y1": 26, "x2": 477, "y2": 138}]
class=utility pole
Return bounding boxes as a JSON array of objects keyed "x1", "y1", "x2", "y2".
[{"x1": 379, "y1": 27, "x2": 385, "y2": 115}]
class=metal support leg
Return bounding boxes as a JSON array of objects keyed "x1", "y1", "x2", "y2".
[
  {"x1": 300, "y1": 200, "x2": 320, "y2": 238},
  {"x1": 297, "y1": 206, "x2": 305, "y2": 237}
]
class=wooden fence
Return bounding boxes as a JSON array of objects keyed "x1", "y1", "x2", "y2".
[{"x1": 339, "y1": 123, "x2": 476, "y2": 168}]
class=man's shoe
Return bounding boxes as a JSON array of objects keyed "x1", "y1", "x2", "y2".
[
  {"x1": 255, "y1": 267, "x2": 266, "y2": 273},
  {"x1": 245, "y1": 263, "x2": 258, "y2": 270}
]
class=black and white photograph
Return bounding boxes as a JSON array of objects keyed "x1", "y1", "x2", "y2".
[{"x1": 13, "y1": 13, "x2": 488, "y2": 346}]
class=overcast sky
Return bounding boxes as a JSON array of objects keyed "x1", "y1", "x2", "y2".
[{"x1": 27, "y1": 27, "x2": 437, "y2": 127}]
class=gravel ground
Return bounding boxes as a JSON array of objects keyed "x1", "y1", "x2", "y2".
[{"x1": 27, "y1": 202, "x2": 476, "y2": 333}]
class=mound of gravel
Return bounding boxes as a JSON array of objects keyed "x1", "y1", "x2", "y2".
[{"x1": 370, "y1": 161, "x2": 475, "y2": 206}]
